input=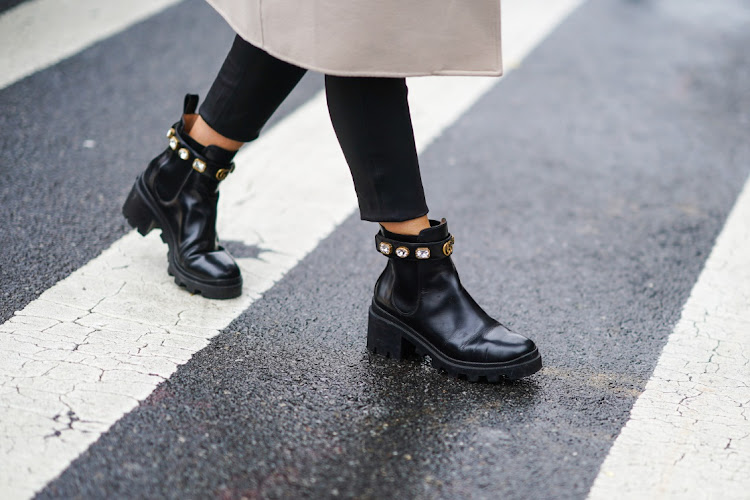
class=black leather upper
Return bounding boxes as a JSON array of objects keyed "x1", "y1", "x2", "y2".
[
  {"x1": 142, "y1": 107, "x2": 240, "y2": 283},
  {"x1": 374, "y1": 219, "x2": 536, "y2": 363}
]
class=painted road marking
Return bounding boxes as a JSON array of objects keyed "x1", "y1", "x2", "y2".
[
  {"x1": 0, "y1": 0, "x2": 183, "y2": 90},
  {"x1": 587, "y1": 175, "x2": 750, "y2": 499},
  {"x1": 0, "y1": 1, "x2": 586, "y2": 497}
]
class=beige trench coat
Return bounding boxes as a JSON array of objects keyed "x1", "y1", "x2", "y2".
[{"x1": 205, "y1": 0, "x2": 502, "y2": 77}]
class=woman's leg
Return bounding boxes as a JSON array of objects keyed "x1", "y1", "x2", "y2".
[
  {"x1": 123, "y1": 36, "x2": 306, "y2": 299},
  {"x1": 324, "y1": 76, "x2": 429, "y2": 231},
  {"x1": 325, "y1": 75, "x2": 542, "y2": 381},
  {"x1": 197, "y1": 35, "x2": 307, "y2": 145}
]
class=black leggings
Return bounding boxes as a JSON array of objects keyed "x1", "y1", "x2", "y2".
[{"x1": 199, "y1": 36, "x2": 428, "y2": 222}]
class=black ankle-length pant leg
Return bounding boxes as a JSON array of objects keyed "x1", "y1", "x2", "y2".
[
  {"x1": 199, "y1": 35, "x2": 308, "y2": 142},
  {"x1": 199, "y1": 35, "x2": 429, "y2": 222},
  {"x1": 325, "y1": 75, "x2": 428, "y2": 222}
]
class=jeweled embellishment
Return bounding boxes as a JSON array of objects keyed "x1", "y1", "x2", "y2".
[
  {"x1": 395, "y1": 246, "x2": 409, "y2": 258},
  {"x1": 379, "y1": 242, "x2": 393, "y2": 255},
  {"x1": 415, "y1": 247, "x2": 430, "y2": 259},
  {"x1": 169, "y1": 137, "x2": 179, "y2": 150},
  {"x1": 166, "y1": 128, "x2": 175, "y2": 138},
  {"x1": 178, "y1": 148, "x2": 190, "y2": 161},
  {"x1": 192, "y1": 158, "x2": 206, "y2": 173}
]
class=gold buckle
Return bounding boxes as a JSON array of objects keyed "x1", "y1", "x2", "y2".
[{"x1": 442, "y1": 236, "x2": 455, "y2": 256}]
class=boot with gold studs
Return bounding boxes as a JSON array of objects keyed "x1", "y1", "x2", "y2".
[
  {"x1": 122, "y1": 94, "x2": 242, "y2": 299},
  {"x1": 367, "y1": 219, "x2": 542, "y2": 381}
]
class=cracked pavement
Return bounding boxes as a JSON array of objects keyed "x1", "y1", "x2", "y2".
[
  {"x1": 589, "y1": 184, "x2": 750, "y2": 499},
  {"x1": 1, "y1": 0, "x2": 750, "y2": 498}
]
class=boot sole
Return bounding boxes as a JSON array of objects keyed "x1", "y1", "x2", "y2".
[
  {"x1": 122, "y1": 174, "x2": 243, "y2": 299},
  {"x1": 367, "y1": 301, "x2": 542, "y2": 382}
]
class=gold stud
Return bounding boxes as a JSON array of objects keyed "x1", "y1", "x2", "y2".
[
  {"x1": 395, "y1": 246, "x2": 409, "y2": 258},
  {"x1": 178, "y1": 148, "x2": 190, "y2": 161},
  {"x1": 192, "y1": 158, "x2": 206, "y2": 173},
  {"x1": 215, "y1": 168, "x2": 230, "y2": 181},
  {"x1": 166, "y1": 128, "x2": 175, "y2": 138},
  {"x1": 379, "y1": 242, "x2": 393, "y2": 255}
]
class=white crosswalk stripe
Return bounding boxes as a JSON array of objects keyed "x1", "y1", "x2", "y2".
[
  {"x1": 587, "y1": 175, "x2": 750, "y2": 499},
  {"x1": 0, "y1": 0, "x2": 184, "y2": 90},
  {"x1": 0, "y1": 1, "x2": 586, "y2": 497}
]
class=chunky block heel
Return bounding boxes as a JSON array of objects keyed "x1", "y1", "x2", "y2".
[
  {"x1": 122, "y1": 180, "x2": 159, "y2": 236},
  {"x1": 367, "y1": 307, "x2": 414, "y2": 359}
]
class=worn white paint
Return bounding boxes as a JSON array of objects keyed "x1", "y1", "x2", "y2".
[
  {"x1": 0, "y1": 1, "x2": 587, "y2": 497},
  {"x1": 588, "y1": 179, "x2": 750, "y2": 499},
  {"x1": 0, "y1": 0, "x2": 184, "y2": 90}
]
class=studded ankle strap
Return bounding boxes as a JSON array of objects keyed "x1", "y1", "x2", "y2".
[
  {"x1": 166, "y1": 125, "x2": 235, "y2": 182},
  {"x1": 375, "y1": 233, "x2": 455, "y2": 260}
]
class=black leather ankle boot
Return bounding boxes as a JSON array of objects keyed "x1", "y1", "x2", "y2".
[
  {"x1": 122, "y1": 94, "x2": 242, "y2": 299},
  {"x1": 368, "y1": 219, "x2": 542, "y2": 381}
]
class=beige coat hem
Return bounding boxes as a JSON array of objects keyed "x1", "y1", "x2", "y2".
[{"x1": 206, "y1": 0, "x2": 503, "y2": 78}]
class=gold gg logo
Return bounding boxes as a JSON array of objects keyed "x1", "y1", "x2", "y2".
[
  {"x1": 215, "y1": 169, "x2": 230, "y2": 181},
  {"x1": 443, "y1": 237, "x2": 455, "y2": 256}
]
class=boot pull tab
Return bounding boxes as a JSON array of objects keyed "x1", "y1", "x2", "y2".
[{"x1": 183, "y1": 94, "x2": 199, "y2": 115}]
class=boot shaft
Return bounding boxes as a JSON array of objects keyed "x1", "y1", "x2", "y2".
[
  {"x1": 374, "y1": 219, "x2": 469, "y2": 316},
  {"x1": 147, "y1": 95, "x2": 236, "y2": 203}
]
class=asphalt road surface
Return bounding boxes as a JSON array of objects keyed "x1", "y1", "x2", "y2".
[{"x1": 1, "y1": 0, "x2": 749, "y2": 498}]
